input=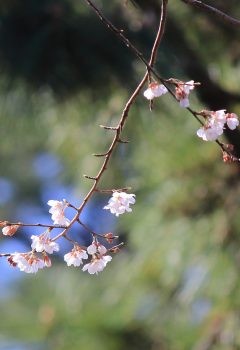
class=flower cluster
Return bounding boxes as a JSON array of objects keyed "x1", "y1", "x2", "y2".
[
  {"x1": 8, "y1": 253, "x2": 47, "y2": 274},
  {"x1": 47, "y1": 200, "x2": 70, "y2": 226},
  {"x1": 143, "y1": 80, "x2": 195, "y2": 108},
  {"x1": 197, "y1": 110, "x2": 239, "y2": 141},
  {"x1": 2, "y1": 191, "x2": 135, "y2": 275},
  {"x1": 31, "y1": 230, "x2": 60, "y2": 254},
  {"x1": 103, "y1": 191, "x2": 136, "y2": 217},
  {"x1": 64, "y1": 245, "x2": 88, "y2": 267},
  {"x1": 82, "y1": 241, "x2": 112, "y2": 275}
]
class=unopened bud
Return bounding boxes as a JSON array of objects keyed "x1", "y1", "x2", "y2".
[
  {"x1": 0, "y1": 221, "x2": 8, "y2": 227},
  {"x1": 225, "y1": 144, "x2": 234, "y2": 152},
  {"x1": 2, "y1": 225, "x2": 19, "y2": 236},
  {"x1": 110, "y1": 247, "x2": 120, "y2": 253},
  {"x1": 104, "y1": 232, "x2": 118, "y2": 243},
  {"x1": 7, "y1": 256, "x2": 17, "y2": 267},
  {"x1": 43, "y1": 254, "x2": 52, "y2": 267}
]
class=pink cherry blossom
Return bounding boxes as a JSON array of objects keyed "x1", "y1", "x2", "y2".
[
  {"x1": 2, "y1": 225, "x2": 19, "y2": 236},
  {"x1": 104, "y1": 192, "x2": 136, "y2": 217}
]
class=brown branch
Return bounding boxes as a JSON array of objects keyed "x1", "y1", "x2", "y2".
[
  {"x1": 2, "y1": 222, "x2": 67, "y2": 229},
  {"x1": 181, "y1": 0, "x2": 240, "y2": 28},
  {"x1": 49, "y1": 0, "x2": 169, "y2": 243},
  {"x1": 75, "y1": 0, "x2": 168, "y2": 218}
]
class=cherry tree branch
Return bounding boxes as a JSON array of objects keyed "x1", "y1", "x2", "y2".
[
  {"x1": 181, "y1": 0, "x2": 240, "y2": 28},
  {"x1": 84, "y1": 0, "x2": 240, "y2": 160},
  {"x1": 50, "y1": 0, "x2": 169, "y2": 242}
]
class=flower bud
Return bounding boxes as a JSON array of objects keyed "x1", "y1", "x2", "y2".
[{"x1": 2, "y1": 225, "x2": 19, "y2": 236}]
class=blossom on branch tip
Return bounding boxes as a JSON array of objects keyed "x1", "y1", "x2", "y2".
[
  {"x1": 82, "y1": 255, "x2": 112, "y2": 275},
  {"x1": 143, "y1": 82, "x2": 168, "y2": 100},
  {"x1": 175, "y1": 80, "x2": 195, "y2": 108},
  {"x1": 64, "y1": 246, "x2": 88, "y2": 267},
  {"x1": 103, "y1": 192, "x2": 136, "y2": 217},
  {"x1": 47, "y1": 200, "x2": 70, "y2": 226},
  {"x1": 31, "y1": 231, "x2": 59, "y2": 254},
  {"x1": 2, "y1": 225, "x2": 19, "y2": 236}
]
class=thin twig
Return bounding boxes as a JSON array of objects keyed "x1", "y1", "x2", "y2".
[
  {"x1": 181, "y1": 0, "x2": 240, "y2": 28},
  {"x1": 2, "y1": 222, "x2": 67, "y2": 229}
]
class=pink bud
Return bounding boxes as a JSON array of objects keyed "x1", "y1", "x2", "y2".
[{"x1": 2, "y1": 225, "x2": 19, "y2": 236}]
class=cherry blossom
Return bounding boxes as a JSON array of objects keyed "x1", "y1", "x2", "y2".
[
  {"x1": 10, "y1": 253, "x2": 46, "y2": 274},
  {"x1": 143, "y1": 82, "x2": 168, "y2": 100},
  {"x1": 64, "y1": 246, "x2": 88, "y2": 267},
  {"x1": 175, "y1": 80, "x2": 195, "y2": 108},
  {"x1": 103, "y1": 192, "x2": 136, "y2": 217},
  {"x1": 87, "y1": 241, "x2": 107, "y2": 255},
  {"x1": 47, "y1": 200, "x2": 70, "y2": 226},
  {"x1": 82, "y1": 255, "x2": 112, "y2": 275},
  {"x1": 2, "y1": 225, "x2": 19, "y2": 236},
  {"x1": 196, "y1": 126, "x2": 222, "y2": 141},
  {"x1": 226, "y1": 113, "x2": 239, "y2": 130},
  {"x1": 31, "y1": 230, "x2": 59, "y2": 254},
  {"x1": 197, "y1": 110, "x2": 239, "y2": 141}
]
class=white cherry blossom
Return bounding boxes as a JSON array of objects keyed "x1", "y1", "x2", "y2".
[
  {"x1": 197, "y1": 126, "x2": 222, "y2": 141},
  {"x1": 226, "y1": 113, "x2": 239, "y2": 130},
  {"x1": 11, "y1": 253, "x2": 45, "y2": 274},
  {"x1": 87, "y1": 242, "x2": 107, "y2": 255},
  {"x1": 47, "y1": 200, "x2": 70, "y2": 226},
  {"x1": 64, "y1": 246, "x2": 88, "y2": 267},
  {"x1": 143, "y1": 82, "x2": 168, "y2": 100},
  {"x1": 196, "y1": 110, "x2": 239, "y2": 142},
  {"x1": 103, "y1": 192, "x2": 136, "y2": 217},
  {"x1": 82, "y1": 255, "x2": 112, "y2": 275},
  {"x1": 31, "y1": 231, "x2": 59, "y2": 254},
  {"x1": 175, "y1": 80, "x2": 195, "y2": 108}
]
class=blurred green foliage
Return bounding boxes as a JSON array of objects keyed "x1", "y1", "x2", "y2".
[{"x1": 1, "y1": 1, "x2": 240, "y2": 349}]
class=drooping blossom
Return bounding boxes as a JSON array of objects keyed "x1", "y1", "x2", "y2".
[
  {"x1": 10, "y1": 253, "x2": 46, "y2": 274},
  {"x1": 87, "y1": 241, "x2": 107, "y2": 255},
  {"x1": 175, "y1": 80, "x2": 195, "y2": 108},
  {"x1": 64, "y1": 246, "x2": 88, "y2": 267},
  {"x1": 82, "y1": 240, "x2": 112, "y2": 274},
  {"x1": 31, "y1": 230, "x2": 59, "y2": 254},
  {"x1": 103, "y1": 192, "x2": 136, "y2": 217},
  {"x1": 47, "y1": 200, "x2": 70, "y2": 226},
  {"x1": 2, "y1": 225, "x2": 19, "y2": 236},
  {"x1": 82, "y1": 255, "x2": 112, "y2": 275},
  {"x1": 143, "y1": 82, "x2": 168, "y2": 100}
]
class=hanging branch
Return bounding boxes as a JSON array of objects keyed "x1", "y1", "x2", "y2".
[{"x1": 181, "y1": 0, "x2": 240, "y2": 28}]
